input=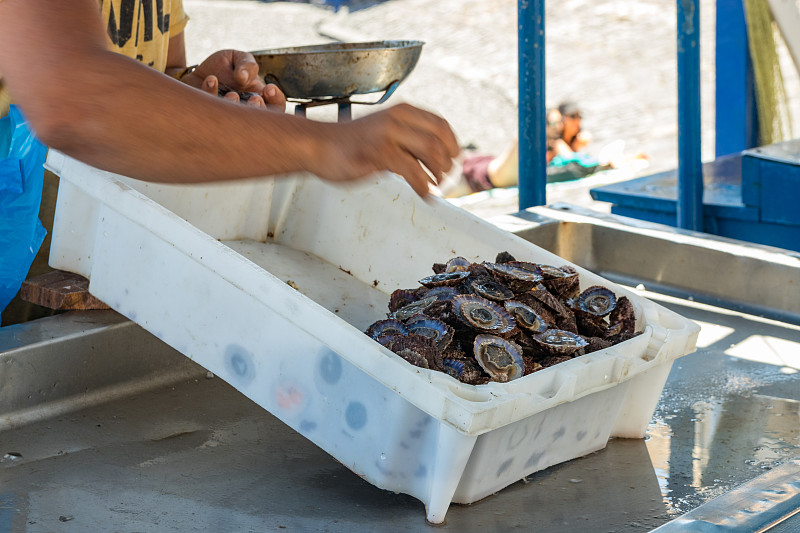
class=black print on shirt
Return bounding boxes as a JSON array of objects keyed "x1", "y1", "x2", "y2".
[{"x1": 104, "y1": 0, "x2": 171, "y2": 48}]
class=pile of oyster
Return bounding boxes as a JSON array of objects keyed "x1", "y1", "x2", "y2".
[{"x1": 364, "y1": 251, "x2": 640, "y2": 385}]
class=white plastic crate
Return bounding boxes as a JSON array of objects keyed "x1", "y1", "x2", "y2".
[{"x1": 46, "y1": 151, "x2": 699, "y2": 524}]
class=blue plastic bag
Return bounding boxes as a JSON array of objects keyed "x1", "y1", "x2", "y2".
[{"x1": 0, "y1": 105, "x2": 48, "y2": 318}]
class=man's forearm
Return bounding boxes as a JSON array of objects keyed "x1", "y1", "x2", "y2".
[{"x1": 12, "y1": 51, "x2": 325, "y2": 184}]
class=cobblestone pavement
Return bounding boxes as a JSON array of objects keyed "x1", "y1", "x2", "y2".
[{"x1": 184, "y1": 0, "x2": 799, "y2": 215}]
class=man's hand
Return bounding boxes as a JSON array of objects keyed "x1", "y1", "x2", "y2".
[
  {"x1": 310, "y1": 103, "x2": 460, "y2": 198},
  {"x1": 182, "y1": 49, "x2": 287, "y2": 111}
]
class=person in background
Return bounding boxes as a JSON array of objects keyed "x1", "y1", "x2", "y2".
[
  {"x1": 545, "y1": 107, "x2": 574, "y2": 164},
  {"x1": 439, "y1": 105, "x2": 587, "y2": 198},
  {"x1": 545, "y1": 101, "x2": 615, "y2": 182},
  {"x1": 558, "y1": 101, "x2": 592, "y2": 153}
]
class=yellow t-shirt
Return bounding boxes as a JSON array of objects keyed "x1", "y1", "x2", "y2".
[
  {"x1": 99, "y1": 0, "x2": 189, "y2": 70},
  {"x1": 0, "y1": 0, "x2": 189, "y2": 116}
]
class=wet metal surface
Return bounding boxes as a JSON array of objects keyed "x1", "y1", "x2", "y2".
[
  {"x1": 638, "y1": 292, "x2": 800, "y2": 519},
  {"x1": 653, "y1": 459, "x2": 800, "y2": 531},
  {"x1": 0, "y1": 313, "x2": 204, "y2": 431}
]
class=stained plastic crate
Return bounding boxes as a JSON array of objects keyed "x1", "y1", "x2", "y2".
[{"x1": 46, "y1": 151, "x2": 700, "y2": 524}]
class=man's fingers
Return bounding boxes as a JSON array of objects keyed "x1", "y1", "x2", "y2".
[
  {"x1": 310, "y1": 104, "x2": 457, "y2": 198},
  {"x1": 202, "y1": 75, "x2": 218, "y2": 94},
  {"x1": 398, "y1": 163, "x2": 433, "y2": 199},
  {"x1": 246, "y1": 94, "x2": 266, "y2": 108},
  {"x1": 393, "y1": 128, "x2": 454, "y2": 185},
  {"x1": 372, "y1": 104, "x2": 459, "y2": 186},
  {"x1": 389, "y1": 103, "x2": 460, "y2": 159},
  {"x1": 231, "y1": 51, "x2": 261, "y2": 87},
  {"x1": 387, "y1": 152, "x2": 436, "y2": 198},
  {"x1": 262, "y1": 84, "x2": 287, "y2": 111}
]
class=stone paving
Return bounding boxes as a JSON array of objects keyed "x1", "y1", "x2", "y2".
[{"x1": 183, "y1": 0, "x2": 799, "y2": 216}]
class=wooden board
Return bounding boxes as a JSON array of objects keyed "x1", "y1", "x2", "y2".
[{"x1": 20, "y1": 270, "x2": 110, "y2": 310}]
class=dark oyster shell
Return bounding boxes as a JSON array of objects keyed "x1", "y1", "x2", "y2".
[
  {"x1": 585, "y1": 336, "x2": 614, "y2": 353},
  {"x1": 472, "y1": 334, "x2": 525, "y2": 382},
  {"x1": 608, "y1": 330, "x2": 641, "y2": 345},
  {"x1": 514, "y1": 293, "x2": 558, "y2": 329},
  {"x1": 386, "y1": 339, "x2": 430, "y2": 369},
  {"x1": 576, "y1": 285, "x2": 617, "y2": 317},
  {"x1": 445, "y1": 256, "x2": 471, "y2": 272},
  {"x1": 603, "y1": 321, "x2": 624, "y2": 339},
  {"x1": 398, "y1": 350, "x2": 429, "y2": 368},
  {"x1": 366, "y1": 319, "x2": 409, "y2": 341},
  {"x1": 392, "y1": 296, "x2": 438, "y2": 321},
  {"x1": 610, "y1": 296, "x2": 636, "y2": 335},
  {"x1": 424, "y1": 286, "x2": 459, "y2": 302},
  {"x1": 442, "y1": 347, "x2": 468, "y2": 360},
  {"x1": 508, "y1": 328, "x2": 537, "y2": 357},
  {"x1": 442, "y1": 358, "x2": 466, "y2": 379},
  {"x1": 388, "y1": 289, "x2": 418, "y2": 313},
  {"x1": 522, "y1": 355, "x2": 543, "y2": 375},
  {"x1": 575, "y1": 312, "x2": 608, "y2": 338},
  {"x1": 526, "y1": 286, "x2": 572, "y2": 316},
  {"x1": 533, "y1": 329, "x2": 589, "y2": 355},
  {"x1": 406, "y1": 315, "x2": 454, "y2": 352},
  {"x1": 504, "y1": 301, "x2": 549, "y2": 333},
  {"x1": 423, "y1": 299, "x2": 459, "y2": 326},
  {"x1": 539, "y1": 264, "x2": 575, "y2": 278},
  {"x1": 483, "y1": 261, "x2": 543, "y2": 293},
  {"x1": 452, "y1": 294, "x2": 516, "y2": 335},
  {"x1": 419, "y1": 271, "x2": 470, "y2": 288},
  {"x1": 495, "y1": 251, "x2": 517, "y2": 264},
  {"x1": 539, "y1": 264, "x2": 580, "y2": 299},
  {"x1": 459, "y1": 359, "x2": 489, "y2": 385},
  {"x1": 467, "y1": 262, "x2": 492, "y2": 279},
  {"x1": 386, "y1": 334, "x2": 442, "y2": 370},
  {"x1": 525, "y1": 287, "x2": 579, "y2": 333},
  {"x1": 540, "y1": 354, "x2": 574, "y2": 368},
  {"x1": 470, "y1": 277, "x2": 515, "y2": 302}
]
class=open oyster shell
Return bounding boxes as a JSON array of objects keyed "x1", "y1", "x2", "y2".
[
  {"x1": 576, "y1": 285, "x2": 617, "y2": 317},
  {"x1": 470, "y1": 277, "x2": 515, "y2": 302},
  {"x1": 419, "y1": 271, "x2": 470, "y2": 288},
  {"x1": 472, "y1": 334, "x2": 525, "y2": 382},
  {"x1": 504, "y1": 300, "x2": 549, "y2": 333},
  {"x1": 452, "y1": 294, "x2": 516, "y2": 335},
  {"x1": 533, "y1": 329, "x2": 589, "y2": 356},
  {"x1": 483, "y1": 261, "x2": 543, "y2": 293}
]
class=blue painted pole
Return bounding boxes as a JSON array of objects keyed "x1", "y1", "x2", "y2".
[
  {"x1": 715, "y1": 0, "x2": 758, "y2": 156},
  {"x1": 677, "y1": 0, "x2": 703, "y2": 231},
  {"x1": 518, "y1": 0, "x2": 547, "y2": 210}
]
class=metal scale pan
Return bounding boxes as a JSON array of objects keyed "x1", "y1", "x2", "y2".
[{"x1": 251, "y1": 40, "x2": 424, "y2": 121}]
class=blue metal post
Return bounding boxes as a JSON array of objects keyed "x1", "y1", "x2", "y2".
[
  {"x1": 677, "y1": 0, "x2": 703, "y2": 231},
  {"x1": 715, "y1": 0, "x2": 758, "y2": 156},
  {"x1": 518, "y1": 0, "x2": 547, "y2": 210}
]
